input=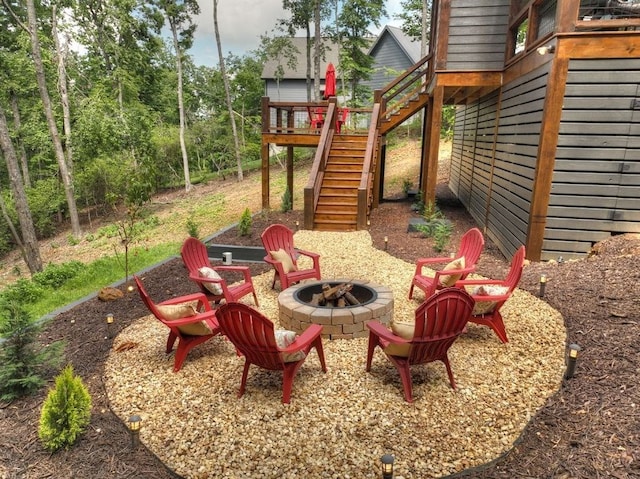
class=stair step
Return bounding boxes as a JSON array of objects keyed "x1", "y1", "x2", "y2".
[
  {"x1": 324, "y1": 171, "x2": 361, "y2": 179},
  {"x1": 313, "y1": 223, "x2": 357, "y2": 232},
  {"x1": 320, "y1": 187, "x2": 358, "y2": 195}
]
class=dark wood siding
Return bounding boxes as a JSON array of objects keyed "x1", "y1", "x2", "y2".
[
  {"x1": 450, "y1": 64, "x2": 550, "y2": 259},
  {"x1": 545, "y1": 58, "x2": 640, "y2": 259},
  {"x1": 446, "y1": 0, "x2": 510, "y2": 70}
]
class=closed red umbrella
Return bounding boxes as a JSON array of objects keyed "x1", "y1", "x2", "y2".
[{"x1": 323, "y1": 62, "x2": 336, "y2": 99}]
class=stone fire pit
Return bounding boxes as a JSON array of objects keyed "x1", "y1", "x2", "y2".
[{"x1": 278, "y1": 279, "x2": 393, "y2": 339}]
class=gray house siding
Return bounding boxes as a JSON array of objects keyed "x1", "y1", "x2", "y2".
[
  {"x1": 364, "y1": 30, "x2": 419, "y2": 91},
  {"x1": 446, "y1": 0, "x2": 510, "y2": 70},
  {"x1": 265, "y1": 79, "x2": 315, "y2": 103},
  {"x1": 450, "y1": 56, "x2": 640, "y2": 261},
  {"x1": 450, "y1": 64, "x2": 550, "y2": 259},
  {"x1": 545, "y1": 58, "x2": 640, "y2": 258}
]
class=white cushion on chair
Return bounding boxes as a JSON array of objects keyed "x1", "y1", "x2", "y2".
[
  {"x1": 198, "y1": 267, "x2": 224, "y2": 295},
  {"x1": 275, "y1": 329, "x2": 306, "y2": 362}
]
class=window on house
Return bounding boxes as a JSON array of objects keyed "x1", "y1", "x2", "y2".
[
  {"x1": 536, "y1": 0, "x2": 557, "y2": 40},
  {"x1": 513, "y1": 18, "x2": 529, "y2": 56}
]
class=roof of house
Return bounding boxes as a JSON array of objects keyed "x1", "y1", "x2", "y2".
[
  {"x1": 261, "y1": 37, "x2": 341, "y2": 80},
  {"x1": 368, "y1": 25, "x2": 422, "y2": 63}
]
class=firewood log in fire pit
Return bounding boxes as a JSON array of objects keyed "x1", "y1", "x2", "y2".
[{"x1": 310, "y1": 282, "x2": 361, "y2": 307}]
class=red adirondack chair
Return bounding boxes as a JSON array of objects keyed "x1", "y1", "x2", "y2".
[
  {"x1": 215, "y1": 302, "x2": 327, "y2": 404},
  {"x1": 457, "y1": 245, "x2": 526, "y2": 344},
  {"x1": 366, "y1": 287, "x2": 475, "y2": 402},
  {"x1": 408, "y1": 227, "x2": 485, "y2": 300},
  {"x1": 180, "y1": 237, "x2": 259, "y2": 306},
  {"x1": 261, "y1": 224, "x2": 321, "y2": 290},
  {"x1": 134, "y1": 275, "x2": 221, "y2": 372}
]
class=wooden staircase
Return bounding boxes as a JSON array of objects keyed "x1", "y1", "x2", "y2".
[
  {"x1": 313, "y1": 134, "x2": 368, "y2": 231},
  {"x1": 379, "y1": 91, "x2": 430, "y2": 134}
]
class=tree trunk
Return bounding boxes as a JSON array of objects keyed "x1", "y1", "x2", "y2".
[
  {"x1": 9, "y1": 92, "x2": 31, "y2": 188},
  {"x1": 213, "y1": 0, "x2": 243, "y2": 181},
  {"x1": 0, "y1": 104, "x2": 43, "y2": 274},
  {"x1": 53, "y1": 6, "x2": 74, "y2": 173},
  {"x1": 313, "y1": 0, "x2": 321, "y2": 101},
  {"x1": 169, "y1": 22, "x2": 192, "y2": 192},
  {"x1": 421, "y1": 0, "x2": 428, "y2": 57},
  {"x1": 26, "y1": 0, "x2": 81, "y2": 238},
  {"x1": 305, "y1": 24, "x2": 312, "y2": 102}
]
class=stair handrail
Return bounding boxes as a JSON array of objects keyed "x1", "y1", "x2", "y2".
[
  {"x1": 303, "y1": 100, "x2": 338, "y2": 229},
  {"x1": 357, "y1": 103, "x2": 381, "y2": 229},
  {"x1": 375, "y1": 53, "x2": 432, "y2": 121}
]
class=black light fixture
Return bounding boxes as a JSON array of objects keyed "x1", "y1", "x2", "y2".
[
  {"x1": 565, "y1": 343, "x2": 581, "y2": 379},
  {"x1": 539, "y1": 274, "x2": 547, "y2": 297},
  {"x1": 128, "y1": 414, "x2": 142, "y2": 449},
  {"x1": 295, "y1": 220, "x2": 299, "y2": 231},
  {"x1": 106, "y1": 313, "x2": 115, "y2": 339},
  {"x1": 381, "y1": 454, "x2": 394, "y2": 479},
  {"x1": 384, "y1": 236, "x2": 388, "y2": 251}
]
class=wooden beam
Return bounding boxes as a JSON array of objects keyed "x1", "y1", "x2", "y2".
[
  {"x1": 526, "y1": 56, "x2": 570, "y2": 262},
  {"x1": 261, "y1": 97, "x2": 270, "y2": 209},
  {"x1": 423, "y1": 87, "x2": 444, "y2": 206}
]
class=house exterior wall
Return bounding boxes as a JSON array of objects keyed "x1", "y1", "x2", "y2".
[
  {"x1": 446, "y1": 0, "x2": 511, "y2": 70},
  {"x1": 450, "y1": 63, "x2": 550, "y2": 259},
  {"x1": 363, "y1": 36, "x2": 416, "y2": 91},
  {"x1": 265, "y1": 79, "x2": 314, "y2": 103},
  {"x1": 545, "y1": 58, "x2": 640, "y2": 257},
  {"x1": 450, "y1": 57, "x2": 640, "y2": 261}
]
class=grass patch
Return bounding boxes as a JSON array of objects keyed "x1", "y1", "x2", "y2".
[{"x1": 17, "y1": 243, "x2": 180, "y2": 319}]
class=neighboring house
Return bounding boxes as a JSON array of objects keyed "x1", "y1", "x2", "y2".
[
  {"x1": 261, "y1": 27, "x2": 420, "y2": 102},
  {"x1": 363, "y1": 25, "x2": 422, "y2": 92},
  {"x1": 262, "y1": 38, "x2": 340, "y2": 103}
]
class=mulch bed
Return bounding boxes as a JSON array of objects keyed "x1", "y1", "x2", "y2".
[{"x1": 1, "y1": 188, "x2": 639, "y2": 478}]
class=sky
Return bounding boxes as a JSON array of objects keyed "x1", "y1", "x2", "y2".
[{"x1": 190, "y1": 0, "x2": 404, "y2": 67}]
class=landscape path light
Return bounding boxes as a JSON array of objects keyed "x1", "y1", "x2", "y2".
[
  {"x1": 106, "y1": 313, "x2": 114, "y2": 339},
  {"x1": 381, "y1": 454, "x2": 394, "y2": 479},
  {"x1": 565, "y1": 343, "x2": 582, "y2": 380},
  {"x1": 539, "y1": 274, "x2": 547, "y2": 298},
  {"x1": 128, "y1": 414, "x2": 142, "y2": 449}
]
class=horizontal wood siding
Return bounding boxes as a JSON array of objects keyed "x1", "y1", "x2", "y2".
[
  {"x1": 488, "y1": 65, "x2": 550, "y2": 257},
  {"x1": 545, "y1": 58, "x2": 640, "y2": 260},
  {"x1": 364, "y1": 37, "x2": 414, "y2": 91},
  {"x1": 447, "y1": 0, "x2": 510, "y2": 70},
  {"x1": 449, "y1": 106, "x2": 466, "y2": 199},
  {"x1": 265, "y1": 79, "x2": 311, "y2": 102}
]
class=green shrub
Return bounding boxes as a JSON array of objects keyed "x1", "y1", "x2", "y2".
[
  {"x1": 39, "y1": 365, "x2": 92, "y2": 452},
  {"x1": 186, "y1": 214, "x2": 200, "y2": 238},
  {"x1": 32, "y1": 261, "x2": 85, "y2": 289},
  {"x1": 0, "y1": 278, "x2": 45, "y2": 305},
  {"x1": 0, "y1": 302, "x2": 63, "y2": 402},
  {"x1": 432, "y1": 221, "x2": 453, "y2": 252},
  {"x1": 281, "y1": 187, "x2": 292, "y2": 213},
  {"x1": 238, "y1": 208, "x2": 252, "y2": 237}
]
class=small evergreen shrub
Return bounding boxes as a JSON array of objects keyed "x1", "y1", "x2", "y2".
[
  {"x1": 280, "y1": 187, "x2": 292, "y2": 213},
  {"x1": 39, "y1": 365, "x2": 92, "y2": 452},
  {"x1": 0, "y1": 302, "x2": 63, "y2": 402},
  {"x1": 186, "y1": 214, "x2": 200, "y2": 238},
  {"x1": 238, "y1": 208, "x2": 252, "y2": 237}
]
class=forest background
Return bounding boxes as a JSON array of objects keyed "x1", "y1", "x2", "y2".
[{"x1": 0, "y1": 0, "x2": 443, "y2": 276}]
